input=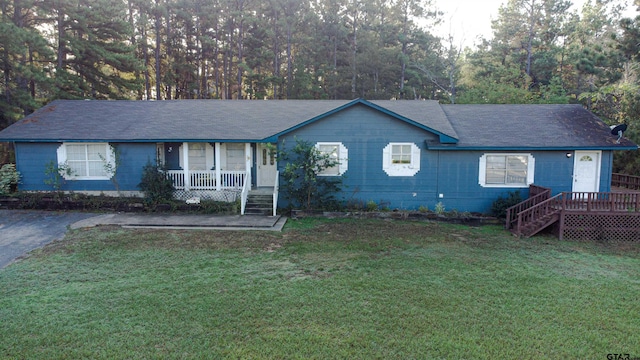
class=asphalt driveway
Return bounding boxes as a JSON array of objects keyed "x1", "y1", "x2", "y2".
[{"x1": 0, "y1": 210, "x2": 97, "y2": 269}]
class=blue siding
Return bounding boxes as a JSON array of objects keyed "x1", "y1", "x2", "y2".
[
  {"x1": 600, "y1": 151, "x2": 613, "y2": 192},
  {"x1": 277, "y1": 104, "x2": 610, "y2": 214},
  {"x1": 15, "y1": 143, "x2": 59, "y2": 191},
  {"x1": 15, "y1": 142, "x2": 155, "y2": 192},
  {"x1": 279, "y1": 105, "x2": 441, "y2": 210},
  {"x1": 435, "y1": 151, "x2": 576, "y2": 213}
]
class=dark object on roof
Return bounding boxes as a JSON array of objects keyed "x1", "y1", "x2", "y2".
[{"x1": 610, "y1": 124, "x2": 628, "y2": 144}]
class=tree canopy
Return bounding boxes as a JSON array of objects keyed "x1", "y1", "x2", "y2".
[{"x1": 1, "y1": 0, "x2": 639, "y2": 171}]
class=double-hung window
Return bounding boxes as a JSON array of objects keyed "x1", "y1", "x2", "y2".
[
  {"x1": 57, "y1": 143, "x2": 115, "y2": 180},
  {"x1": 479, "y1": 153, "x2": 535, "y2": 187},
  {"x1": 316, "y1": 142, "x2": 348, "y2": 176},
  {"x1": 382, "y1": 142, "x2": 421, "y2": 176}
]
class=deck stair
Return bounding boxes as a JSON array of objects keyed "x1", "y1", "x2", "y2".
[
  {"x1": 244, "y1": 190, "x2": 274, "y2": 216},
  {"x1": 506, "y1": 186, "x2": 561, "y2": 238},
  {"x1": 508, "y1": 180, "x2": 640, "y2": 240}
]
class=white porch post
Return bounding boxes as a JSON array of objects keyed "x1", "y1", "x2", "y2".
[
  {"x1": 245, "y1": 143, "x2": 251, "y2": 173},
  {"x1": 215, "y1": 142, "x2": 221, "y2": 191},
  {"x1": 182, "y1": 142, "x2": 190, "y2": 191}
]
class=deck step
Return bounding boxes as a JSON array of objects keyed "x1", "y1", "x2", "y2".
[{"x1": 519, "y1": 213, "x2": 560, "y2": 238}]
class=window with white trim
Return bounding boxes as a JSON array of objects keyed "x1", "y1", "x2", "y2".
[
  {"x1": 316, "y1": 142, "x2": 348, "y2": 176},
  {"x1": 478, "y1": 153, "x2": 535, "y2": 187},
  {"x1": 188, "y1": 143, "x2": 207, "y2": 170},
  {"x1": 226, "y1": 143, "x2": 245, "y2": 170},
  {"x1": 56, "y1": 143, "x2": 116, "y2": 180},
  {"x1": 179, "y1": 142, "x2": 215, "y2": 170},
  {"x1": 382, "y1": 142, "x2": 421, "y2": 176}
]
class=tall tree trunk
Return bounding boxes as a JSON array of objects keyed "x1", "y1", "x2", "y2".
[
  {"x1": 154, "y1": 0, "x2": 161, "y2": 100},
  {"x1": 525, "y1": 0, "x2": 536, "y2": 78},
  {"x1": 286, "y1": 20, "x2": 292, "y2": 99},
  {"x1": 272, "y1": 5, "x2": 279, "y2": 98},
  {"x1": 56, "y1": 3, "x2": 65, "y2": 71},
  {"x1": 141, "y1": 17, "x2": 151, "y2": 100},
  {"x1": 165, "y1": 9, "x2": 172, "y2": 99},
  {"x1": 350, "y1": 2, "x2": 358, "y2": 98},
  {"x1": 2, "y1": 0, "x2": 10, "y2": 103},
  {"x1": 236, "y1": 0, "x2": 245, "y2": 100},
  {"x1": 127, "y1": 0, "x2": 143, "y2": 100}
]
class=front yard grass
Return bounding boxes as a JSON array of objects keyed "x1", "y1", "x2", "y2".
[{"x1": 1, "y1": 218, "x2": 639, "y2": 359}]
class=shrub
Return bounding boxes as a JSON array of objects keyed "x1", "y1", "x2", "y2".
[
  {"x1": 0, "y1": 164, "x2": 20, "y2": 195},
  {"x1": 278, "y1": 138, "x2": 342, "y2": 210},
  {"x1": 490, "y1": 191, "x2": 522, "y2": 218},
  {"x1": 138, "y1": 162, "x2": 174, "y2": 205}
]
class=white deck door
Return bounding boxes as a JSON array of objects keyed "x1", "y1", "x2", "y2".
[
  {"x1": 572, "y1": 151, "x2": 601, "y2": 192},
  {"x1": 257, "y1": 143, "x2": 277, "y2": 187}
]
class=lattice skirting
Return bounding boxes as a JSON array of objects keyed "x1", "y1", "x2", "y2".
[
  {"x1": 561, "y1": 212, "x2": 640, "y2": 242},
  {"x1": 173, "y1": 190, "x2": 240, "y2": 203}
]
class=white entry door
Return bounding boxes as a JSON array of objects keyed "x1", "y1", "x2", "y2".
[
  {"x1": 572, "y1": 151, "x2": 601, "y2": 192},
  {"x1": 257, "y1": 143, "x2": 277, "y2": 187}
]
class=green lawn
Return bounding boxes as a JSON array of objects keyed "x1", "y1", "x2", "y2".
[{"x1": 1, "y1": 218, "x2": 639, "y2": 359}]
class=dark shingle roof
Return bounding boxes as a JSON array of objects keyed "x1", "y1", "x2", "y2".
[
  {"x1": 0, "y1": 99, "x2": 456, "y2": 142},
  {"x1": 439, "y1": 104, "x2": 636, "y2": 149},
  {"x1": 0, "y1": 99, "x2": 635, "y2": 150},
  {"x1": 0, "y1": 100, "x2": 349, "y2": 142}
]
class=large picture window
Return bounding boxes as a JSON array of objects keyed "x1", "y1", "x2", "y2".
[
  {"x1": 57, "y1": 143, "x2": 116, "y2": 180},
  {"x1": 382, "y1": 142, "x2": 421, "y2": 176},
  {"x1": 316, "y1": 142, "x2": 348, "y2": 176},
  {"x1": 479, "y1": 153, "x2": 535, "y2": 187}
]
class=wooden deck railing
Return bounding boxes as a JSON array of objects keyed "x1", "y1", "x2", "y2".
[
  {"x1": 513, "y1": 193, "x2": 564, "y2": 235},
  {"x1": 505, "y1": 185, "x2": 551, "y2": 230},
  {"x1": 560, "y1": 192, "x2": 640, "y2": 212},
  {"x1": 612, "y1": 173, "x2": 640, "y2": 190},
  {"x1": 529, "y1": 184, "x2": 552, "y2": 198}
]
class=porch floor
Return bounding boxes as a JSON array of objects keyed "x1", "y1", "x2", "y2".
[{"x1": 250, "y1": 187, "x2": 275, "y2": 195}]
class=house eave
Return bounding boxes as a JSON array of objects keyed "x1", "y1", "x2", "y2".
[
  {"x1": 2, "y1": 138, "x2": 267, "y2": 143},
  {"x1": 425, "y1": 143, "x2": 639, "y2": 151}
]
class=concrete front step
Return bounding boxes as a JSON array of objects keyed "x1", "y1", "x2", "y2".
[{"x1": 246, "y1": 193, "x2": 274, "y2": 216}]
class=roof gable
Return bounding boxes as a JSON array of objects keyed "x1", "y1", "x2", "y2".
[{"x1": 268, "y1": 99, "x2": 458, "y2": 143}]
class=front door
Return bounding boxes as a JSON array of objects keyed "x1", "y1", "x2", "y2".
[
  {"x1": 572, "y1": 151, "x2": 601, "y2": 192},
  {"x1": 257, "y1": 143, "x2": 277, "y2": 187}
]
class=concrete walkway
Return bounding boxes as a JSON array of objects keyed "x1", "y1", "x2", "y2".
[
  {"x1": 1, "y1": 210, "x2": 286, "y2": 269},
  {"x1": 71, "y1": 213, "x2": 287, "y2": 231}
]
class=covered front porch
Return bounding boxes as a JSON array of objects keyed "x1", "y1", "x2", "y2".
[{"x1": 157, "y1": 142, "x2": 278, "y2": 215}]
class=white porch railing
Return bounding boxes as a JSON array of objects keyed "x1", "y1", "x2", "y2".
[
  {"x1": 166, "y1": 170, "x2": 246, "y2": 190},
  {"x1": 272, "y1": 171, "x2": 279, "y2": 216},
  {"x1": 240, "y1": 170, "x2": 252, "y2": 215}
]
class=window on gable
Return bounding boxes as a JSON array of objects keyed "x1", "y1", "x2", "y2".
[
  {"x1": 57, "y1": 143, "x2": 115, "y2": 180},
  {"x1": 479, "y1": 153, "x2": 535, "y2": 187},
  {"x1": 382, "y1": 142, "x2": 421, "y2": 176},
  {"x1": 316, "y1": 142, "x2": 348, "y2": 176},
  {"x1": 391, "y1": 144, "x2": 412, "y2": 164}
]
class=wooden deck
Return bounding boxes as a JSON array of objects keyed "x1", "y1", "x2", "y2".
[{"x1": 507, "y1": 181, "x2": 640, "y2": 240}]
